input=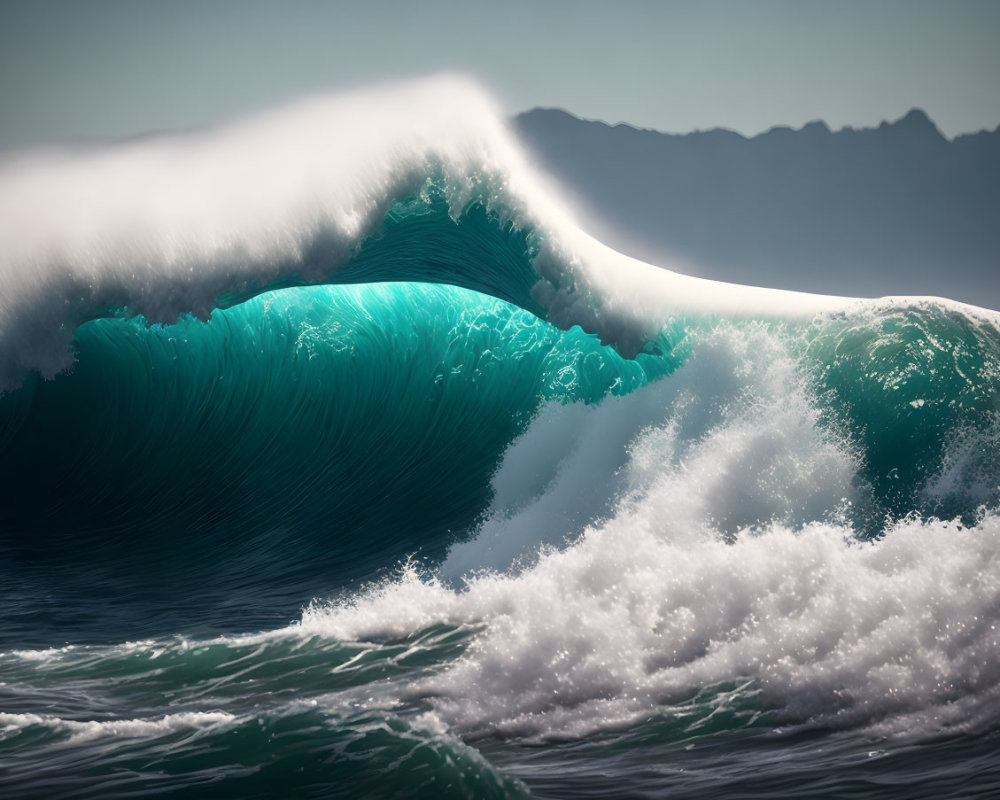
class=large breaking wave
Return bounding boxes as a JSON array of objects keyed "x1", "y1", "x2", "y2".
[{"x1": 2, "y1": 76, "x2": 999, "y2": 799}]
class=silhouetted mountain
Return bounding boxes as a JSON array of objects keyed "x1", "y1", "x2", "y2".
[{"x1": 513, "y1": 108, "x2": 1000, "y2": 308}]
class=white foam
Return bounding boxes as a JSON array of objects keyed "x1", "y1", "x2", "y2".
[
  {"x1": 295, "y1": 326, "x2": 1000, "y2": 742},
  {"x1": 0, "y1": 711, "x2": 235, "y2": 743},
  {"x1": 922, "y1": 413, "x2": 1000, "y2": 512},
  {"x1": 303, "y1": 512, "x2": 1000, "y2": 744},
  {"x1": 442, "y1": 323, "x2": 856, "y2": 576},
  {"x1": 9, "y1": 645, "x2": 76, "y2": 661}
]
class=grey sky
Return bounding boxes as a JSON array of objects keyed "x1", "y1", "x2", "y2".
[{"x1": 1, "y1": 0, "x2": 998, "y2": 151}]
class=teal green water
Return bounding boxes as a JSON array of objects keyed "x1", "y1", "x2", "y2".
[
  {"x1": 2, "y1": 194, "x2": 1000, "y2": 798},
  {"x1": 0, "y1": 281, "x2": 673, "y2": 644},
  {"x1": 806, "y1": 304, "x2": 1000, "y2": 524}
]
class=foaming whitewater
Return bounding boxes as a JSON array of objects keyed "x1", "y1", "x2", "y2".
[
  {"x1": 2, "y1": 77, "x2": 1000, "y2": 799},
  {"x1": 296, "y1": 325, "x2": 1000, "y2": 742}
]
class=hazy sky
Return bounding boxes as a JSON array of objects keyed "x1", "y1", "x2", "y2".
[{"x1": 1, "y1": 0, "x2": 998, "y2": 150}]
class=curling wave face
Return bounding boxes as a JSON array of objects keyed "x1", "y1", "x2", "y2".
[
  {"x1": 0, "y1": 75, "x2": 865, "y2": 392},
  {"x1": 2, "y1": 77, "x2": 1000, "y2": 799}
]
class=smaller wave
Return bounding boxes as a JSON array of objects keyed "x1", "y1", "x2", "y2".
[{"x1": 808, "y1": 302, "x2": 1000, "y2": 523}]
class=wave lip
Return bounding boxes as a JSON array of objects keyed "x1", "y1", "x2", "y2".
[
  {"x1": 0, "y1": 76, "x2": 527, "y2": 387},
  {"x1": 0, "y1": 74, "x2": 871, "y2": 392}
]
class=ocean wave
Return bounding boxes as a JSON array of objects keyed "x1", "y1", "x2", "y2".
[
  {"x1": 0, "y1": 75, "x2": 875, "y2": 393},
  {"x1": 0, "y1": 282, "x2": 666, "y2": 557},
  {"x1": 2, "y1": 75, "x2": 999, "y2": 797}
]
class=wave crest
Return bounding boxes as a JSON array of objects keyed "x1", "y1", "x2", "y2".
[{"x1": 0, "y1": 75, "x2": 863, "y2": 391}]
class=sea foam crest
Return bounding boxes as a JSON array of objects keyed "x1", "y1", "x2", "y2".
[
  {"x1": 0, "y1": 76, "x2": 521, "y2": 385},
  {"x1": 0, "y1": 75, "x2": 855, "y2": 390}
]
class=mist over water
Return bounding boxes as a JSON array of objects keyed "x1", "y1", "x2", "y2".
[{"x1": 1, "y1": 77, "x2": 999, "y2": 798}]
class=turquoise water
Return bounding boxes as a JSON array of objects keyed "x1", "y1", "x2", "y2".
[{"x1": 2, "y1": 183, "x2": 1000, "y2": 798}]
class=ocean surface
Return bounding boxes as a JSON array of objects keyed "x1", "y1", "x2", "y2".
[{"x1": 2, "y1": 78, "x2": 999, "y2": 798}]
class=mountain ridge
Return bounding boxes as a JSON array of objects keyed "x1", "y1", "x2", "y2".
[
  {"x1": 519, "y1": 106, "x2": 999, "y2": 144},
  {"x1": 513, "y1": 107, "x2": 1000, "y2": 306}
]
